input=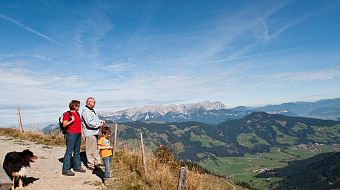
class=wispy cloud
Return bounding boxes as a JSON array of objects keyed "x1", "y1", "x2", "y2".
[
  {"x1": 0, "y1": 62, "x2": 89, "y2": 125},
  {"x1": 0, "y1": 14, "x2": 61, "y2": 45},
  {"x1": 256, "y1": 15, "x2": 308, "y2": 42},
  {"x1": 262, "y1": 69, "x2": 340, "y2": 82},
  {"x1": 73, "y1": 68, "x2": 239, "y2": 109},
  {"x1": 102, "y1": 63, "x2": 136, "y2": 75},
  {"x1": 136, "y1": 2, "x2": 298, "y2": 72},
  {"x1": 0, "y1": 67, "x2": 46, "y2": 87},
  {"x1": 71, "y1": 9, "x2": 113, "y2": 65},
  {"x1": 0, "y1": 63, "x2": 85, "y2": 88},
  {"x1": 200, "y1": 48, "x2": 296, "y2": 66}
]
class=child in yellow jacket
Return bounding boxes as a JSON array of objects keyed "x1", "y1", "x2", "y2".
[{"x1": 98, "y1": 127, "x2": 113, "y2": 185}]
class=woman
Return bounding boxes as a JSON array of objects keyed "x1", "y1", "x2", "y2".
[{"x1": 62, "y1": 100, "x2": 86, "y2": 176}]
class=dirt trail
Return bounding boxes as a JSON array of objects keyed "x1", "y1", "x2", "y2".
[{"x1": 0, "y1": 135, "x2": 105, "y2": 190}]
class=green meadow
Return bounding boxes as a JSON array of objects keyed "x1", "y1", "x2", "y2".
[{"x1": 200, "y1": 145, "x2": 339, "y2": 190}]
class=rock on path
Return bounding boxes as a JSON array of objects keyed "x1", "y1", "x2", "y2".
[{"x1": 0, "y1": 136, "x2": 105, "y2": 190}]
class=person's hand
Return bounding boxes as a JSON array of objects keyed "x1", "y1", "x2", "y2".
[{"x1": 81, "y1": 134, "x2": 85, "y2": 141}]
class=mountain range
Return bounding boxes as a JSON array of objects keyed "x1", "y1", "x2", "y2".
[{"x1": 101, "y1": 98, "x2": 340, "y2": 124}]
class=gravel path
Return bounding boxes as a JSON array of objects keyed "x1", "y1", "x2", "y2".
[{"x1": 0, "y1": 136, "x2": 106, "y2": 190}]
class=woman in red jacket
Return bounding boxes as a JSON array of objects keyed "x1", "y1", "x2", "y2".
[{"x1": 62, "y1": 100, "x2": 86, "y2": 176}]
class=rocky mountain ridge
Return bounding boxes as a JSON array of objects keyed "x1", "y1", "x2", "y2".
[{"x1": 101, "y1": 98, "x2": 340, "y2": 124}]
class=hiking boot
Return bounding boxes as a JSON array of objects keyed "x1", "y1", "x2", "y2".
[
  {"x1": 74, "y1": 167, "x2": 86, "y2": 172},
  {"x1": 103, "y1": 179, "x2": 108, "y2": 186},
  {"x1": 62, "y1": 170, "x2": 75, "y2": 176}
]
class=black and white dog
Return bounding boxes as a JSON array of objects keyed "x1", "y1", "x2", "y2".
[{"x1": 3, "y1": 149, "x2": 38, "y2": 190}]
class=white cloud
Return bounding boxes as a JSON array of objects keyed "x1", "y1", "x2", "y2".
[
  {"x1": 0, "y1": 62, "x2": 86, "y2": 88},
  {"x1": 0, "y1": 67, "x2": 46, "y2": 87}
]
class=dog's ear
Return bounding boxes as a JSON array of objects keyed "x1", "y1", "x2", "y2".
[
  {"x1": 22, "y1": 149, "x2": 34, "y2": 157},
  {"x1": 23, "y1": 149, "x2": 30, "y2": 153}
]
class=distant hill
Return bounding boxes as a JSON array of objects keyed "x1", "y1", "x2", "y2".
[
  {"x1": 257, "y1": 151, "x2": 340, "y2": 190},
  {"x1": 41, "y1": 123, "x2": 59, "y2": 133},
  {"x1": 100, "y1": 98, "x2": 340, "y2": 124},
  {"x1": 256, "y1": 98, "x2": 340, "y2": 120},
  {"x1": 112, "y1": 112, "x2": 340, "y2": 161}
]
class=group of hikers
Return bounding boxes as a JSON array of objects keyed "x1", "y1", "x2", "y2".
[{"x1": 60, "y1": 97, "x2": 113, "y2": 185}]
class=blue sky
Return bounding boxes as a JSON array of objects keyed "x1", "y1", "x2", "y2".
[{"x1": 1, "y1": 0, "x2": 340, "y2": 126}]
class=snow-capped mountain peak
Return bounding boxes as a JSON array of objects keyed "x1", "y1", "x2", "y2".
[
  {"x1": 101, "y1": 101, "x2": 228, "y2": 123},
  {"x1": 116, "y1": 101, "x2": 227, "y2": 117}
]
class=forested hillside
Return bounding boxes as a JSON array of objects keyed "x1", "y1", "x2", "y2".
[
  {"x1": 257, "y1": 151, "x2": 340, "y2": 190},
  {"x1": 112, "y1": 112, "x2": 340, "y2": 161}
]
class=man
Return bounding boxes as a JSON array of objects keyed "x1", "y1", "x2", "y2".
[{"x1": 82, "y1": 97, "x2": 105, "y2": 170}]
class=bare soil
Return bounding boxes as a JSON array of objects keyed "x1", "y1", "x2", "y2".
[{"x1": 0, "y1": 136, "x2": 106, "y2": 190}]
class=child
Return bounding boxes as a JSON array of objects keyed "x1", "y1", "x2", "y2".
[{"x1": 98, "y1": 127, "x2": 113, "y2": 185}]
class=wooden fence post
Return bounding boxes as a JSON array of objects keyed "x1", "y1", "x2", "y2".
[
  {"x1": 16, "y1": 108, "x2": 24, "y2": 133},
  {"x1": 177, "y1": 167, "x2": 187, "y2": 190},
  {"x1": 113, "y1": 123, "x2": 118, "y2": 154},
  {"x1": 140, "y1": 133, "x2": 147, "y2": 175}
]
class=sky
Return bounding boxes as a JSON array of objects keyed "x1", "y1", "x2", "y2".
[{"x1": 1, "y1": 0, "x2": 340, "y2": 126}]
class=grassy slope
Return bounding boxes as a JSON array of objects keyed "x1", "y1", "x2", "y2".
[
  {"x1": 108, "y1": 145, "x2": 245, "y2": 190},
  {"x1": 0, "y1": 128, "x2": 245, "y2": 190}
]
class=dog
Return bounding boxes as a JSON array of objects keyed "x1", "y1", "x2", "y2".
[{"x1": 2, "y1": 149, "x2": 38, "y2": 190}]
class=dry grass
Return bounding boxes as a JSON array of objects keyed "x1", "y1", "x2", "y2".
[
  {"x1": 107, "y1": 142, "x2": 243, "y2": 190},
  {"x1": 0, "y1": 128, "x2": 66, "y2": 147},
  {"x1": 0, "y1": 128, "x2": 88, "y2": 151}
]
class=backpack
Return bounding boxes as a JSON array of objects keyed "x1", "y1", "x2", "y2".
[{"x1": 59, "y1": 111, "x2": 72, "y2": 134}]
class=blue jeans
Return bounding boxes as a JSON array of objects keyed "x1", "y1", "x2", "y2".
[
  {"x1": 102, "y1": 156, "x2": 112, "y2": 179},
  {"x1": 62, "y1": 133, "x2": 81, "y2": 171}
]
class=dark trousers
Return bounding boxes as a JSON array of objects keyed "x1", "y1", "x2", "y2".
[{"x1": 62, "y1": 133, "x2": 81, "y2": 171}]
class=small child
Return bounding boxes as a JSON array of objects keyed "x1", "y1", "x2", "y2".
[{"x1": 98, "y1": 127, "x2": 113, "y2": 185}]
